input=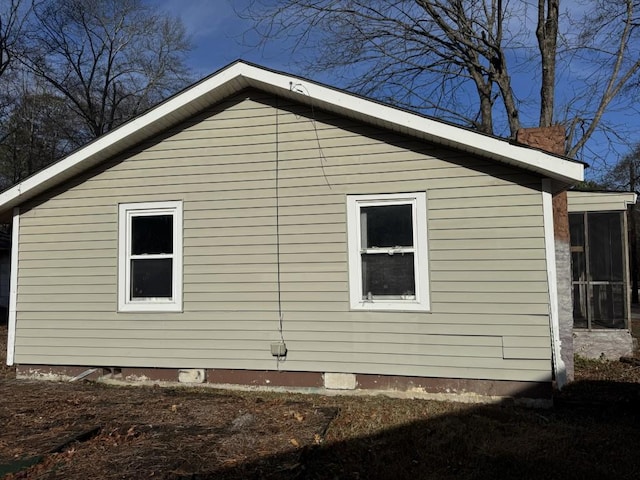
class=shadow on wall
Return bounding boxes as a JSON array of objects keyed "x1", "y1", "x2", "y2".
[{"x1": 196, "y1": 381, "x2": 640, "y2": 480}]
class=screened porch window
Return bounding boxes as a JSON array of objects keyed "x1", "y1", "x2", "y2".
[{"x1": 570, "y1": 211, "x2": 627, "y2": 329}]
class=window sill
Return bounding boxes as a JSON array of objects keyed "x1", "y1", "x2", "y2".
[
  {"x1": 118, "y1": 302, "x2": 182, "y2": 313},
  {"x1": 350, "y1": 301, "x2": 430, "y2": 312}
]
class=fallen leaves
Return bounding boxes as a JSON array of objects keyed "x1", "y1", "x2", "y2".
[{"x1": 0, "y1": 380, "x2": 338, "y2": 479}]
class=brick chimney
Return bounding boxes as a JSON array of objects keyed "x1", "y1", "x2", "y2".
[
  {"x1": 515, "y1": 125, "x2": 569, "y2": 240},
  {"x1": 515, "y1": 125, "x2": 565, "y2": 156},
  {"x1": 516, "y1": 125, "x2": 573, "y2": 385}
]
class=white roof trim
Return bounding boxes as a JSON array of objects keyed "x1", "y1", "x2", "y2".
[
  {"x1": 0, "y1": 61, "x2": 584, "y2": 214},
  {"x1": 567, "y1": 190, "x2": 637, "y2": 212}
]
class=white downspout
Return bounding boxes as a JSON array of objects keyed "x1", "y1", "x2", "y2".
[
  {"x1": 541, "y1": 179, "x2": 566, "y2": 388},
  {"x1": 6, "y1": 207, "x2": 19, "y2": 366}
]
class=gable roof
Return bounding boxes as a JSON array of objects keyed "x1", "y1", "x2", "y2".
[{"x1": 0, "y1": 60, "x2": 584, "y2": 217}]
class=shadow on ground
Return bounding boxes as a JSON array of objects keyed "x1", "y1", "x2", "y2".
[
  {"x1": 181, "y1": 380, "x2": 640, "y2": 480},
  {"x1": 1, "y1": 380, "x2": 640, "y2": 479},
  {"x1": 3, "y1": 316, "x2": 640, "y2": 480}
]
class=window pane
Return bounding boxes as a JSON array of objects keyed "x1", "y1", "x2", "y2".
[
  {"x1": 588, "y1": 212, "x2": 623, "y2": 282},
  {"x1": 591, "y1": 284, "x2": 625, "y2": 329},
  {"x1": 131, "y1": 258, "x2": 172, "y2": 298},
  {"x1": 132, "y1": 215, "x2": 173, "y2": 255},
  {"x1": 571, "y1": 250, "x2": 586, "y2": 283},
  {"x1": 572, "y1": 284, "x2": 588, "y2": 329},
  {"x1": 362, "y1": 253, "x2": 415, "y2": 298},
  {"x1": 569, "y1": 213, "x2": 586, "y2": 282},
  {"x1": 569, "y1": 213, "x2": 584, "y2": 247},
  {"x1": 361, "y1": 204, "x2": 413, "y2": 248}
]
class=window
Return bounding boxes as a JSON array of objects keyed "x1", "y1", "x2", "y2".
[
  {"x1": 570, "y1": 211, "x2": 627, "y2": 329},
  {"x1": 118, "y1": 201, "x2": 183, "y2": 312},
  {"x1": 347, "y1": 192, "x2": 430, "y2": 311}
]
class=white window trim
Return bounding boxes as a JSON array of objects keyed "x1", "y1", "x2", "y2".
[
  {"x1": 347, "y1": 192, "x2": 430, "y2": 311},
  {"x1": 118, "y1": 201, "x2": 183, "y2": 312}
]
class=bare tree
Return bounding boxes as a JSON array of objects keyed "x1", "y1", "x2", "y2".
[
  {"x1": 246, "y1": 0, "x2": 524, "y2": 134},
  {"x1": 0, "y1": 0, "x2": 31, "y2": 79},
  {"x1": 22, "y1": 0, "x2": 192, "y2": 143},
  {"x1": 537, "y1": 0, "x2": 558, "y2": 128},
  {"x1": 562, "y1": 0, "x2": 640, "y2": 159},
  {"x1": 0, "y1": 0, "x2": 34, "y2": 137},
  {"x1": 602, "y1": 145, "x2": 640, "y2": 193},
  {"x1": 0, "y1": 84, "x2": 76, "y2": 188},
  {"x1": 244, "y1": 0, "x2": 640, "y2": 162}
]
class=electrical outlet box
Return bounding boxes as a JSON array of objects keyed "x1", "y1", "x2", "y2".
[{"x1": 270, "y1": 342, "x2": 287, "y2": 357}]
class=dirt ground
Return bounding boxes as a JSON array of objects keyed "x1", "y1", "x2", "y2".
[
  {"x1": 3, "y1": 325, "x2": 640, "y2": 479},
  {"x1": 0, "y1": 325, "x2": 340, "y2": 479}
]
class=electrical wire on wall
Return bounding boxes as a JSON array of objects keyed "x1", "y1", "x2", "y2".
[
  {"x1": 289, "y1": 82, "x2": 332, "y2": 189},
  {"x1": 274, "y1": 95, "x2": 287, "y2": 371},
  {"x1": 272, "y1": 84, "x2": 331, "y2": 370}
]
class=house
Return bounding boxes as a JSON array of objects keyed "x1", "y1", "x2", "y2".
[
  {"x1": 567, "y1": 190, "x2": 637, "y2": 358},
  {"x1": 0, "y1": 61, "x2": 584, "y2": 401}
]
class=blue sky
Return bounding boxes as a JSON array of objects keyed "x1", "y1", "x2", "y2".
[
  {"x1": 156, "y1": 0, "x2": 292, "y2": 76},
  {"x1": 155, "y1": 0, "x2": 637, "y2": 181}
]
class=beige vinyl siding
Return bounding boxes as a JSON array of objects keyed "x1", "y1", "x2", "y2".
[
  {"x1": 14, "y1": 90, "x2": 552, "y2": 383},
  {"x1": 567, "y1": 190, "x2": 636, "y2": 212}
]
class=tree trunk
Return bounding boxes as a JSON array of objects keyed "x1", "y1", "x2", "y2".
[
  {"x1": 537, "y1": 0, "x2": 559, "y2": 127},
  {"x1": 494, "y1": 69, "x2": 520, "y2": 136},
  {"x1": 468, "y1": 65, "x2": 495, "y2": 134}
]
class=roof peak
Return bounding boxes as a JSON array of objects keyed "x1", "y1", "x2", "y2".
[{"x1": 0, "y1": 60, "x2": 584, "y2": 218}]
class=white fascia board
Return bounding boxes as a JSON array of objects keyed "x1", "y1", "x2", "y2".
[
  {"x1": 0, "y1": 61, "x2": 583, "y2": 215},
  {"x1": 628, "y1": 192, "x2": 637, "y2": 205},
  {"x1": 567, "y1": 190, "x2": 637, "y2": 212},
  {"x1": 0, "y1": 62, "x2": 252, "y2": 212},
  {"x1": 240, "y1": 63, "x2": 584, "y2": 183}
]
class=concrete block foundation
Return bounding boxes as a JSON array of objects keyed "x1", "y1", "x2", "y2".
[{"x1": 573, "y1": 330, "x2": 635, "y2": 359}]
